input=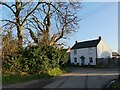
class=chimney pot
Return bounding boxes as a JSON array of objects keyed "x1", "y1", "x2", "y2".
[
  {"x1": 99, "y1": 36, "x2": 101, "y2": 40},
  {"x1": 75, "y1": 41, "x2": 77, "y2": 44}
]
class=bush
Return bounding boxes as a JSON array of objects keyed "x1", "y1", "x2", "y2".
[
  {"x1": 2, "y1": 53, "x2": 23, "y2": 75},
  {"x1": 2, "y1": 44, "x2": 68, "y2": 75},
  {"x1": 47, "y1": 68, "x2": 65, "y2": 76}
]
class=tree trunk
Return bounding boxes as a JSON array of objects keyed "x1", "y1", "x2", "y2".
[
  {"x1": 15, "y1": 2, "x2": 22, "y2": 48},
  {"x1": 17, "y1": 26, "x2": 23, "y2": 48},
  {"x1": 42, "y1": 31, "x2": 49, "y2": 45}
]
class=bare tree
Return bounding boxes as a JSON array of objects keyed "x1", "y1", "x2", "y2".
[
  {"x1": 1, "y1": 1, "x2": 80, "y2": 47},
  {"x1": 26, "y1": 2, "x2": 81, "y2": 46},
  {"x1": 0, "y1": 0, "x2": 41, "y2": 47}
]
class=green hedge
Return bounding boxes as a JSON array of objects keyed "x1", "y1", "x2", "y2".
[{"x1": 2, "y1": 45, "x2": 68, "y2": 75}]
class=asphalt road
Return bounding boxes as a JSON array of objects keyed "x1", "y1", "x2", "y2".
[
  {"x1": 3, "y1": 67, "x2": 119, "y2": 89},
  {"x1": 44, "y1": 67, "x2": 119, "y2": 88}
]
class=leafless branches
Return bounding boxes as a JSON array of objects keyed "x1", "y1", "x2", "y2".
[
  {"x1": 1, "y1": 1, "x2": 81, "y2": 47},
  {"x1": 27, "y1": 2, "x2": 81, "y2": 46}
]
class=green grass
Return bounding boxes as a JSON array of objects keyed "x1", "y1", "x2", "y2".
[
  {"x1": 2, "y1": 73, "x2": 52, "y2": 85},
  {"x1": 47, "y1": 68, "x2": 66, "y2": 76},
  {"x1": 2, "y1": 68, "x2": 67, "y2": 85},
  {"x1": 112, "y1": 80, "x2": 120, "y2": 89}
]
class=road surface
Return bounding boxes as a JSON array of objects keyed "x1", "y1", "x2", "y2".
[
  {"x1": 44, "y1": 67, "x2": 119, "y2": 88},
  {"x1": 3, "y1": 67, "x2": 119, "y2": 89}
]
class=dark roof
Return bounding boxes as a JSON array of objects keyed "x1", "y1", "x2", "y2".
[
  {"x1": 112, "y1": 52, "x2": 120, "y2": 56},
  {"x1": 71, "y1": 39, "x2": 100, "y2": 49}
]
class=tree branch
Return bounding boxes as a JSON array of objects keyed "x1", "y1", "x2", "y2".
[
  {"x1": 54, "y1": 25, "x2": 65, "y2": 43},
  {"x1": 32, "y1": 15, "x2": 44, "y2": 32},
  {"x1": 27, "y1": 19, "x2": 40, "y2": 31},
  {"x1": 1, "y1": 19, "x2": 17, "y2": 25},
  {"x1": 21, "y1": 2, "x2": 41, "y2": 26},
  {"x1": 0, "y1": 2, "x2": 15, "y2": 15}
]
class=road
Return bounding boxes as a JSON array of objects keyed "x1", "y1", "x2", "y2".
[
  {"x1": 44, "y1": 67, "x2": 119, "y2": 88},
  {"x1": 3, "y1": 67, "x2": 119, "y2": 89}
]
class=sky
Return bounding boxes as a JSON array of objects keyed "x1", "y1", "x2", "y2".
[
  {"x1": 65, "y1": 2, "x2": 118, "y2": 52},
  {"x1": 0, "y1": 1, "x2": 118, "y2": 52}
]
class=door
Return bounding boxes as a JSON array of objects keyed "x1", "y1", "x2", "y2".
[
  {"x1": 81, "y1": 59, "x2": 85, "y2": 66},
  {"x1": 80, "y1": 56, "x2": 85, "y2": 66}
]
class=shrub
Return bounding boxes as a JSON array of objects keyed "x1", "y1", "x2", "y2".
[
  {"x1": 2, "y1": 44, "x2": 68, "y2": 75},
  {"x1": 47, "y1": 68, "x2": 64, "y2": 76},
  {"x1": 2, "y1": 53, "x2": 23, "y2": 75}
]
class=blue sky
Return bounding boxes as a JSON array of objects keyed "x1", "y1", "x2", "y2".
[
  {"x1": 65, "y1": 2, "x2": 118, "y2": 52},
  {"x1": 1, "y1": 1, "x2": 118, "y2": 52}
]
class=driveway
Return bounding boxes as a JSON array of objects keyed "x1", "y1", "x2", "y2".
[{"x1": 44, "y1": 67, "x2": 119, "y2": 88}]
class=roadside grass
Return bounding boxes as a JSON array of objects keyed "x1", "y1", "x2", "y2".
[
  {"x1": 2, "y1": 73, "x2": 52, "y2": 85},
  {"x1": 111, "y1": 80, "x2": 120, "y2": 89},
  {"x1": 47, "y1": 67, "x2": 67, "y2": 76},
  {"x1": 0, "y1": 74, "x2": 1, "y2": 85},
  {"x1": 2, "y1": 67, "x2": 67, "y2": 85}
]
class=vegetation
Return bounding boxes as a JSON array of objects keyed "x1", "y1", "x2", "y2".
[
  {"x1": 112, "y1": 80, "x2": 120, "y2": 89},
  {"x1": 112, "y1": 75, "x2": 120, "y2": 90},
  {"x1": 1, "y1": 1, "x2": 80, "y2": 85},
  {"x1": 2, "y1": 44, "x2": 68, "y2": 75},
  {"x1": 2, "y1": 67, "x2": 67, "y2": 85},
  {"x1": 0, "y1": 1, "x2": 80, "y2": 47},
  {"x1": 2, "y1": 44, "x2": 68, "y2": 84},
  {"x1": 2, "y1": 73, "x2": 51, "y2": 85}
]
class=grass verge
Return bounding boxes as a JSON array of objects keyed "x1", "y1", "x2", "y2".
[
  {"x1": 2, "y1": 67, "x2": 67, "y2": 85},
  {"x1": 2, "y1": 73, "x2": 51, "y2": 85},
  {"x1": 111, "y1": 80, "x2": 120, "y2": 89},
  {"x1": 47, "y1": 67, "x2": 67, "y2": 76}
]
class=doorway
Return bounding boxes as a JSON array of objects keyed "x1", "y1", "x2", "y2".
[{"x1": 80, "y1": 56, "x2": 85, "y2": 66}]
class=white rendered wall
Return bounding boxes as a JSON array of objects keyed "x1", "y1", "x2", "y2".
[
  {"x1": 70, "y1": 47, "x2": 97, "y2": 65},
  {"x1": 97, "y1": 39, "x2": 112, "y2": 58}
]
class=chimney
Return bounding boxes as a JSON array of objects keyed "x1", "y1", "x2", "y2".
[
  {"x1": 99, "y1": 36, "x2": 101, "y2": 40},
  {"x1": 75, "y1": 41, "x2": 77, "y2": 44}
]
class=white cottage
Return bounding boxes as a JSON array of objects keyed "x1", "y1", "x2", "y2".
[{"x1": 70, "y1": 36, "x2": 112, "y2": 66}]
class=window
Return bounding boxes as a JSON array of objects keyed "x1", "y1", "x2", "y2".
[
  {"x1": 74, "y1": 58, "x2": 77, "y2": 62},
  {"x1": 89, "y1": 57, "x2": 93, "y2": 63},
  {"x1": 74, "y1": 49, "x2": 77, "y2": 54}
]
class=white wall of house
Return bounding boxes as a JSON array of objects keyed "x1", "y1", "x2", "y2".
[
  {"x1": 97, "y1": 39, "x2": 112, "y2": 58},
  {"x1": 70, "y1": 47, "x2": 97, "y2": 65}
]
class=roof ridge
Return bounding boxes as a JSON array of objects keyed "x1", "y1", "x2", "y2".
[
  {"x1": 71, "y1": 38, "x2": 100, "y2": 49},
  {"x1": 77, "y1": 38, "x2": 100, "y2": 44}
]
